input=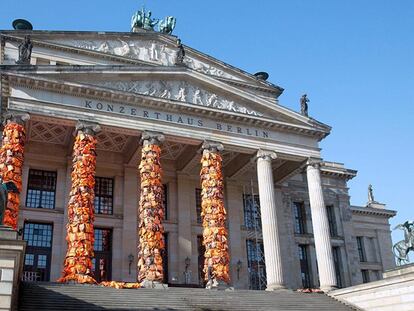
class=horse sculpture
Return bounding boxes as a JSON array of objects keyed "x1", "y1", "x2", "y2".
[
  {"x1": 0, "y1": 178, "x2": 19, "y2": 226},
  {"x1": 393, "y1": 221, "x2": 414, "y2": 265},
  {"x1": 159, "y1": 16, "x2": 176, "y2": 35}
]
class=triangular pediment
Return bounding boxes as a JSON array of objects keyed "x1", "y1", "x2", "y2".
[
  {"x1": 6, "y1": 66, "x2": 330, "y2": 134},
  {"x1": 1, "y1": 31, "x2": 283, "y2": 97}
]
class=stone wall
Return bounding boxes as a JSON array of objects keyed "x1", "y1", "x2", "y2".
[{"x1": 330, "y1": 264, "x2": 414, "y2": 311}]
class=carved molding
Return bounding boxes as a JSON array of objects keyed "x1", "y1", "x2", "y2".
[{"x1": 92, "y1": 80, "x2": 262, "y2": 117}]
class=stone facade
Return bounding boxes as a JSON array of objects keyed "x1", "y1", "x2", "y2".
[{"x1": 0, "y1": 29, "x2": 396, "y2": 291}]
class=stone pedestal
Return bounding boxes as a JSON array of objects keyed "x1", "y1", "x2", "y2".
[
  {"x1": 0, "y1": 225, "x2": 26, "y2": 311},
  {"x1": 330, "y1": 263, "x2": 414, "y2": 311}
]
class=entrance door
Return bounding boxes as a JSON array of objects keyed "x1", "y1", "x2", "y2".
[
  {"x1": 197, "y1": 235, "x2": 206, "y2": 287},
  {"x1": 93, "y1": 228, "x2": 112, "y2": 282},
  {"x1": 23, "y1": 222, "x2": 53, "y2": 282}
]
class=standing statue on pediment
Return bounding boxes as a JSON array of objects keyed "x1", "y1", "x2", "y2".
[
  {"x1": 208, "y1": 94, "x2": 218, "y2": 107},
  {"x1": 300, "y1": 94, "x2": 309, "y2": 116},
  {"x1": 16, "y1": 36, "x2": 33, "y2": 64},
  {"x1": 368, "y1": 184, "x2": 376, "y2": 203},
  {"x1": 193, "y1": 89, "x2": 204, "y2": 106},
  {"x1": 175, "y1": 88, "x2": 187, "y2": 102},
  {"x1": 175, "y1": 39, "x2": 185, "y2": 65},
  {"x1": 159, "y1": 88, "x2": 171, "y2": 99}
]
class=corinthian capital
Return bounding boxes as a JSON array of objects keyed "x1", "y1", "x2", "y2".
[
  {"x1": 256, "y1": 149, "x2": 277, "y2": 162},
  {"x1": 75, "y1": 120, "x2": 101, "y2": 136},
  {"x1": 3, "y1": 111, "x2": 30, "y2": 126},
  {"x1": 202, "y1": 140, "x2": 224, "y2": 153},
  {"x1": 141, "y1": 131, "x2": 165, "y2": 146}
]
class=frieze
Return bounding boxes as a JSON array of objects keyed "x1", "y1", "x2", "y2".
[
  {"x1": 91, "y1": 80, "x2": 263, "y2": 117},
  {"x1": 52, "y1": 39, "x2": 235, "y2": 79}
]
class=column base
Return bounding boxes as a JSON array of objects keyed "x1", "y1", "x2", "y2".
[
  {"x1": 266, "y1": 283, "x2": 287, "y2": 291},
  {"x1": 205, "y1": 278, "x2": 232, "y2": 290},
  {"x1": 319, "y1": 285, "x2": 337, "y2": 293},
  {"x1": 141, "y1": 280, "x2": 168, "y2": 289}
]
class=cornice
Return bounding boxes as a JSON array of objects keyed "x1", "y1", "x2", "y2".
[
  {"x1": 351, "y1": 206, "x2": 396, "y2": 218},
  {"x1": 320, "y1": 161, "x2": 357, "y2": 181},
  {"x1": 1, "y1": 71, "x2": 331, "y2": 141}
]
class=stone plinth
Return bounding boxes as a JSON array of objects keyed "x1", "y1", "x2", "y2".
[
  {"x1": 330, "y1": 263, "x2": 414, "y2": 311},
  {"x1": 0, "y1": 225, "x2": 26, "y2": 311}
]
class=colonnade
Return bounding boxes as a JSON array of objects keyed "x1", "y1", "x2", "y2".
[{"x1": 0, "y1": 115, "x2": 337, "y2": 291}]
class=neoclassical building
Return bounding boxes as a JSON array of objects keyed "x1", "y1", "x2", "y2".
[{"x1": 0, "y1": 22, "x2": 396, "y2": 291}]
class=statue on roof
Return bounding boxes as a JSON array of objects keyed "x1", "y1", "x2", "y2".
[
  {"x1": 16, "y1": 35, "x2": 33, "y2": 64},
  {"x1": 159, "y1": 16, "x2": 176, "y2": 35},
  {"x1": 300, "y1": 94, "x2": 309, "y2": 117},
  {"x1": 393, "y1": 221, "x2": 414, "y2": 265},
  {"x1": 368, "y1": 184, "x2": 376, "y2": 203},
  {"x1": 131, "y1": 7, "x2": 159, "y2": 31}
]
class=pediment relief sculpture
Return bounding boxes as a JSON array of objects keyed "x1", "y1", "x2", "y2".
[
  {"x1": 49, "y1": 39, "x2": 237, "y2": 80},
  {"x1": 92, "y1": 80, "x2": 263, "y2": 117}
]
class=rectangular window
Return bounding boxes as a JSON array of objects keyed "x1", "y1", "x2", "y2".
[
  {"x1": 94, "y1": 177, "x2": 114, "y2": 215},
  {"x1": 195, "y1": 188, "x2": 202, "y2": 224},
  {"x1": 243, "y1": 194, "x2": 261, "y2": 230},
  {"x1": 293, "y1": 202, "x2": 307, "y2": 234},
  {"x1": 361, "y1": 269, "x2": 370, "y2": 283},
  {"x1": 246, "y1": 239, "x2": 266, "y2": 290},
  {"x1": 298, "y1": 245, "x2": 311, "y2": 288},
  {"x1": 356, "y1": 236, "x2": 366, "y2": 262},
  {"x1": 332, "y1": 246, "x2": 343, "y2": 288},
  {"x1": 26, "y1": 169, "x2": 57, "y2": 209},
  {"x1": 23, "y1": 222, "x2": 53, "y2": 282},
  {"x1": 326, "y1": 205, "x2": 338, "y2": 237},
  {"x1": 163, "y1": 184, "x2": 168, "y2": 220}
]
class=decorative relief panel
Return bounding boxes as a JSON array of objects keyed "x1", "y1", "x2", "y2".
[
  {"x1": 51, "y1": 39, "x2": 237, "y2": 80},
  {"x1": 29, "y1": 121, "x2": 71, "y2": 145},
  {"x1": 160, "y1": 141, "x2": 186, "y2": 160},
  {"x1": 91, "y1": 80, "x2": 263, "y2": 116},
  {"x1": 96, "y1": 131, "x2": 129, "y2": 153}
]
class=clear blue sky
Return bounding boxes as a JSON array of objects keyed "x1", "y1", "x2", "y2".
[{"x1": 1, "y1": 1, "x2": 413, "y2": 245}]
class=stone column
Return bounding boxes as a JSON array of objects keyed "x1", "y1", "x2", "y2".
[
  {"x1": 200, "y1": 140, "x2": 230, "y2": 289},
  {"x1": 256, "y1": 150, "x2": 285, "y2": 290},
  {"x1": 0, "y1": 112, "x2": 29, "y2": 230},
  {"x1": 306, "y1": 159, "x2": 337, "y2": 291},
  {"x1": 137, "y1": 131, "x2": 165, "y2": 287},
  {"x1": 59, "y1": 120, "x2": 101, "y2": 284}
]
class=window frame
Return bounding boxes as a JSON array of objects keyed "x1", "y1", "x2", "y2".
[
  {"x1": 326, "y1": 205, "x2": 338, "y2": 237},
  {"x1": 356, "y1": 236, "x2": 367, "y2": 262},
  {"x1": 293, "y1": 202, "x2": 307, "y2": 234},
  {"x1": 26, "y1": 169, "x2": 57, "y2": 209},
  {"x1": 243, "y1": 194, "x2": 261, "y2": 230},
  {"x1": 94, "y1": 177, "x2": 114, "y2": 215}
]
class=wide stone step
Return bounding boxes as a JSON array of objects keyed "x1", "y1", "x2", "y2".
[{"x1": 19, "y1": 282, "x2": 358, "y2": 311}]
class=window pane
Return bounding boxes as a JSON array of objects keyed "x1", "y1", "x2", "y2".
[
  {"x1": 94, "y1": 228, "x2": 112, "y2": 252},
  {"x1": 95, "y1": 177, "x2": 114, "y2": 215},
  {"x1": 26, "y1": 170, "x2": 56, "y2": 209},
  {"x1": 25, "y1": 254, "x2": 34, "y2": 266},
  {"x1": 243, "y1": 194, "x2": 261, "y2": 230},
  {"x1": 23, "y1": 223, "x2": 53, "y2": 248}
]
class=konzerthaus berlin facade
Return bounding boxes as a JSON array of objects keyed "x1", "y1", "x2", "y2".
[{"x1": 0, "y1": 25, "x2": 396, "y2": 291}]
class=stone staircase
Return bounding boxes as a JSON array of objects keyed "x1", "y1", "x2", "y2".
[{"x1": 19, "y1": 282, "x2": 358, "y2": 311}]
